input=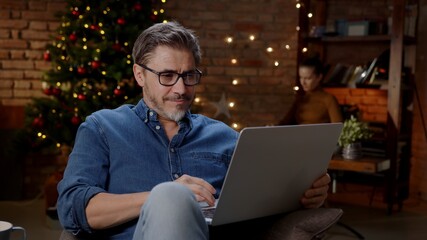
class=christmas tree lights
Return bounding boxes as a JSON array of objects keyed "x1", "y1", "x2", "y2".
[{"x1": 22, "y1": 0, "x2": 167, "y2": 152}]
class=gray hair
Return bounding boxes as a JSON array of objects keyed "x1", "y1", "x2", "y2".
[{"x1": 132, "y1": 21, "x2": 201, "y2": 66}]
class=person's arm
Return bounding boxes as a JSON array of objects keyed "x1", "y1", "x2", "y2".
[
  {"x1": 85, "y1": 174, "x2": 216, "y2": 230},
  {"x1": 300, "y1": 172, "x2": 330, "y2": 208},
  {"x1": 85, "y1": 192, "x2": 149, "y2": 230},
  {"x1": 327, "y1": 95, "x2": 343, "y2": 123},
  {"x1": 279, "y1": 99, "x2": 298, "y2": 125}
]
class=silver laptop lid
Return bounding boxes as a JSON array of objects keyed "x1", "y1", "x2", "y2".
[{"x1": 210, "y1": 123, "x2": 343, "y2": 226}]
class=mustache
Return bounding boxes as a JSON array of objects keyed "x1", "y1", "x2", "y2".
[{"x1": 163, "y1": 94, "x2": 192, "y2": 101}]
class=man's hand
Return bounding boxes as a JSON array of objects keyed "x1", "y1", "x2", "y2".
[
  {"x1": 300, "y1": 172, "x2": 331, "y2": 208},
  {"x1": 175, "y1": 174, "x2": 216, "y2": 206}
]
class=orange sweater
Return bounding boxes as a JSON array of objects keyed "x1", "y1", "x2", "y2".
[{"x1": 279, "y1": 89, "x2": 343, "y2": 125}]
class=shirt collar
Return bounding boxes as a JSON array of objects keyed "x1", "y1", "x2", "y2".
[{"x1": 133, "y1": 99, "x2": 192, "y2": 128}]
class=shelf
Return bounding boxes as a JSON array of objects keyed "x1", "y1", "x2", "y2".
[
  {"x1": 305, "y1": 35, "x2": 416, "y2": 44},
  {"x1": 329, "y1": 155, "x2": 390, "y2": 173}
]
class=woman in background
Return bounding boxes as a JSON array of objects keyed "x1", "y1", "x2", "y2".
[{"x1": 279, "y1": 56, "x2": 343, "y2": 125}]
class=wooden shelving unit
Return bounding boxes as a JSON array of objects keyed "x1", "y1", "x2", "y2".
[{"x1": 297, "y1": 0, "x2": 418, "y2": 213}]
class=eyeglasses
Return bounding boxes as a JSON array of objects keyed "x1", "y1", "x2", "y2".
[{"x1": 137, "y1": 63, "x2": 202, "y2": 86}]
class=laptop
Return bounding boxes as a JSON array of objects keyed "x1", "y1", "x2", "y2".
[{"x1": 202, "y1": 123, "x2": 343, "y2": 226}]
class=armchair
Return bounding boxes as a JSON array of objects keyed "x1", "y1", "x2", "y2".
[{"x1": 59, "y1": 207, "x2": 343, "y2": 240}]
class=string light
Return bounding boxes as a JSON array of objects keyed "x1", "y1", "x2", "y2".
[
  {"x1": 266, "y1": 47, "x2": 273, "y2": 53},
  {"x1": 302, "y1": 47, "x2": 308, "y2": 52},
  {"x1": 274, "y1": 61, "x2": 280, "y2": 66},
  {"x1": 308, "y1": 13, "x2": 313, "y2": 18},
  {"x1": 293, "y1": 86, "x2": 299, "y2": 91},
  {"x1": 232, "y1": 79, "x2": 239, "y2": 85},
  {"x1": 249, "y1": 35, "x2": 255, "y2": 41},
  {"x1": 232, "y1": 123, "x2": 239, "y2": 129},
  {"x1": 231, "y1": 58, "x2": 237, "y2": 64},
  {"x1": 226, "y1": 37, "x2": 233, "y2": 44},
  {"x1": 194, "y1": 97, "x2": 201, "y2": 103}
]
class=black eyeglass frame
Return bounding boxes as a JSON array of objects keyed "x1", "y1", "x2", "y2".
[{"x1": 136, "y1": 63, "x2": 202, "y2": 86}]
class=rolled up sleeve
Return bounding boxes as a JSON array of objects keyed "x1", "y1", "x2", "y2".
[{"x1": 57, "y1": 115, "x2": 109, "y2": 234}]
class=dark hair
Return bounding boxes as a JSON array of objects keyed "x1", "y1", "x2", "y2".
[
  {"x1": 300, "y1": 56, "x2": 324, "y2": 76},
  {"x1": 132, "y1": 21, "x2": 202, "y2": 65}
]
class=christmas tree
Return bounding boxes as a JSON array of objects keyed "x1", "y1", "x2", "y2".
[{"x1": 21, "y1": 0, "x2": 166, "y2": 152}]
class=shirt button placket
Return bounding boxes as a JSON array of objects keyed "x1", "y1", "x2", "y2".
[{"x1": 170, "y1": 148, "x2": 180, "y2": 179}]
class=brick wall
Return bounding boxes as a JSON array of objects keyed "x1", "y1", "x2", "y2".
[
  {"x1": 1, "y1": 0, "x2": 426, "y2": 200},
  {"x1": 0, "y1": 0, "x2": 299, "y2": 199},
  {"x1": 324, "y1": 88, "x2": 388, "y2": 123},
  {"x1": 0, "y1": 0, "x2": 66, "y2": 107},
  {"x1": 162, "y1": 0, "x2": 298, "y2": 126},
  {"x1": 0, "y1": 0, "x2": 299, "y2": 128}
]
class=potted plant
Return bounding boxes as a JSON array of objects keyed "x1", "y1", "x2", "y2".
[{"x1": 338, "y1": 115, "x2": 373, "y2": 159}]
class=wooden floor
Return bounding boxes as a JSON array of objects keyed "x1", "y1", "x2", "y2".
[
  {"x1": 1, "y1": 187, "x2": 426, "y2": 240},
  {"x1": 325, "y1": 181, "x2": 427, "y2": 240}
]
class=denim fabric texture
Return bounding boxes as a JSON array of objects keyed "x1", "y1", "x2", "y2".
[{"x1": 57, "y1": 99, "x2": 238, "y2": 239}]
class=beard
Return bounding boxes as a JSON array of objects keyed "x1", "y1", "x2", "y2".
[{"x1": 143, "y1": 84, "x2": 193, "y2": 122}]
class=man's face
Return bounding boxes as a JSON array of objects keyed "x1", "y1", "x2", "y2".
[
  {"x1": 133, "y1": 45, "x2": 196, "y2": 122},
  {"x1": 299, "y1": 66, "x2": 322, "y2": 92}
]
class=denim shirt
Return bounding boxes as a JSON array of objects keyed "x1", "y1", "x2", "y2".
[{"x1": 57, "y1": 99, "x2": 239, "y2": 239}]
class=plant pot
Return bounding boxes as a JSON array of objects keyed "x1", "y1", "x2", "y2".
[{"x1": 342, "y1": 142, "x2": 362, "y2": 160}]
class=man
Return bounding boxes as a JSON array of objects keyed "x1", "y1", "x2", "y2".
[{"x1": 57, "y1": 21, "x2": 331, "y2": 240}]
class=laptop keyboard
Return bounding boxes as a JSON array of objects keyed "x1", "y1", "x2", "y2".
[{"x1": 202, "y1": 207, "x2": 216, "y2": 218}]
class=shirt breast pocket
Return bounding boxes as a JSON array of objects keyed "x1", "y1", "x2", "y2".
[{"x1": 182, "y1": 152, "x2": 231, "y2": 192}]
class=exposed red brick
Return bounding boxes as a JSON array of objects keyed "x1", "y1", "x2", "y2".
[
  {"x1": 14, "y1": 80, "x2": 32, "y2": 89},
  {"x1": 2, "y1": 60, "x2": 34, "y2": 69},
  {"x1": 0, "y1": 29, "x2": 11, "y2": 38},
  {"x1": 0, "y1": 50, "x2": 10, "y2": 59},
  {"x1": 21, "y1": 30, "x2": 51, "y2": 40},
  {"x1": 0, "y1": 79, "x2": 14, "y2": 88},
  {"x1": 0, "y1": 70, "x2": 23, "y2": 79},
  {"x1": 0, "y1": 39, "x2": 28, "y2": 49},
  {"x1": 28, "y1": 1, "x2": 47, "y2": 11},
  {"x1": 234, "y1": 22, "x2": 264, "y2": 32},
  {"x1": 0, "y1": 1, "x2": 27, "y2": 10},
  {"x1": 10, "y1": 50, "x2": 26, "y2": 59},
  {"x1": 30, "y1": 40, "x2": 51, "y2": 50},
  {"x1": 0, "y1": 19, "x2": 28, "y2": 29},
  {"x1": 0, "y1": 10, "x2": 11, "y2": 19},
  {"x1": 24, "y1": 70, "x2": 43, "y2": 79},
  {"x1": 29, "y1": 21, "x2": 48, "y2": 30},
  {"x1": 21, "y1": 11, "x2": 57, "y2": 21}
]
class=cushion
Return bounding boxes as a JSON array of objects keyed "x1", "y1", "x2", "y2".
[{"x1": 265, "y1": 208, "x2": 343, "y2": 240}]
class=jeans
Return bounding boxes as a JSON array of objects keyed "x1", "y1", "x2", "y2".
[
  {"x1": 132, "y1": 182, "x2": 209, "y2": 240},
  {"x1": 132, "y1": 182, "x2": 288, "y2": 240}
]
